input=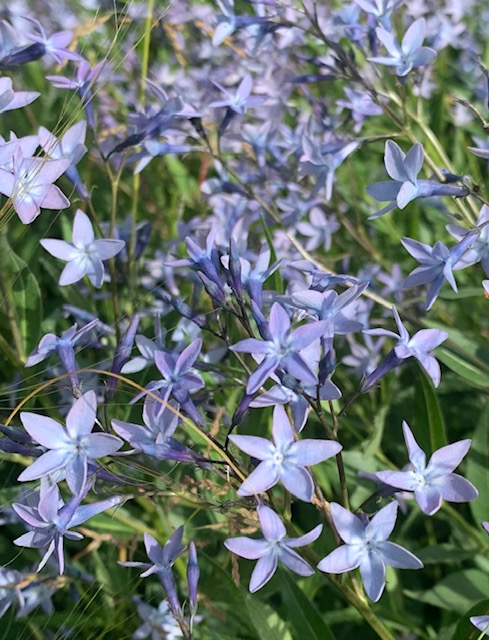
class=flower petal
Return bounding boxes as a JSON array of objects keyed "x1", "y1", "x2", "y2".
[
  {"x1": 258, "y1": 505, "x2": 286, "y2": 541},
  {"x1": 317, "y1": 544, "x2": 363, "y2": 573},
  {"x1": 237, "y1": 461, "x2": 279, "y2": 496},
  {"x1": 359, "y1": 552, "x2": 385, "y2": 602},
  {"x1": 278, "y1": 546, "x2": 314, "y2": 576},
  {"x1": 436, "y1": 473, "x2": 478, "y2": 503},
  {"x1": 330, "y1": 503, "x2": 365, "y2": 544},
  {"x1": 18, "y1": 449, "x2": 71, "y2": 482},
  {"x1": 249, "y1": 553, "x2": 278, "y2": 592},
  {"x1": 224, "y1": 537, "x2": 269, "y2": 560},
  {"x1": 288, "y1": 439, "x2": 342, "y2": 466},
  {"x1": 20, "y1": 412, "x2": 71, "y2": 448},
  {"x1": 377, "y1": 541, "x2": 423, "y2": 570},
  {"x1": 271, "y1": 405, "x2": 294, "y2": 450},
  {"x1": 279, "y1": 464, "x2": 315, "y2": 502},
  {"x1": 228, "y1": 434, "x2": 274, "y2": 460},
  {"x1": 285, "y1": 524, "x2": 323, "y2": 548},
  {"x1": 66, "y1": 391, "x2": 97, "y2": 438}
]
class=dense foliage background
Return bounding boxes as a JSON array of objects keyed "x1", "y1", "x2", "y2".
[{"x1": 1, "y1": 0, "x2": 489, "y2": 638}]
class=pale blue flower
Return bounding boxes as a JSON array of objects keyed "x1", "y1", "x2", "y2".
[
  {"x1": 376, "y1": 421, "x2": 477, "y2": 515},
  {"x1": 318, "y1": 502, "x2": 423, "y2": 602},
  {"x1": 225, "y1": 505, "x2": 322, "y2": 592},
  {"x1": 41, "y1": 210, "x2": 125, "y2": 288},
  {"x1": 368, "y1": 19, "x2": 436, "y2": 76},
  {"x1": 229, "y1": 405, "x2": 342, "y2": 501},
  {"x1": 18, "y1": 391, "x2": 122, "y2": 496}
]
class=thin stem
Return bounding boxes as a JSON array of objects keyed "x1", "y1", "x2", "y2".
[
  {"x1": 108, "y1": 170, "x2": 124, "y2": 342},
  {"x1": 311, "y1": 399, "x2": 350, "y2": 511},
  {"x1": 0, "y1": 267, "x2": 25, "y2": 361}
]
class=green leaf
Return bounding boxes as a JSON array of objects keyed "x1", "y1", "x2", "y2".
[
  {"x1": 259, "y1": 212, "x2": 284, "y2": 296},
  {"x1": 452, "y1": 598, "x2": 489, "y2": 640},
  {"x1": 417, "y1": 544, "x2": 477, "y2": 565},
  {"x1": 405, "y1": 570, "x2": 489, "y2": 613},
  {"x1": 415, "y1": 365, "x2": 447, "y2": 452},
  {"x1": 245, "y1": 595, "x2": 293, "y2": 640},
  {"x1": 0, "y1": 233, "x2": 42, "y2": 357},
  {"x1": 436, "y1": 349, "x2": 489, "y2": 390},
  {"x1": 362, "y1": 405, "x2": 388, "y2": 457},
  {"x1": 279, "y1": 571, "x2": 336, "y2": 640},
  {"x1": 423, "y1": 320, "x2": 489, "y2": 374},
  {"x1": 467, "y1": 402, "x2": 489, "y2": 527},
  {"x1": 199, "y1": 552, "x2": 255, "y2": 636}
]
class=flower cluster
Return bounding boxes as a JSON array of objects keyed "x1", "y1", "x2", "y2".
[{"x1": 0, "y1": 2, "x2": 488, "y2": 638}]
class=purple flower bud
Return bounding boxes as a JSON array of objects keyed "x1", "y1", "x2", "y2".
[
  {"x1": 1, "y1": 42, "x2": 45, "y2": 67},
  {"x1": 106, "y1": 315, "x2": 140, "y2": 399},
  {"x1": 168, "y1": 297, "x2": 207, "y2": 328},
  {"x1": 160, "y1": 571, "x2": 182, "y2": 621},
  {"x1": 187, "y1": 542, "x2": 199, "y2": 615},
  {"x1": 228, "y1": 238, "x2": 243, "y2": 300}
]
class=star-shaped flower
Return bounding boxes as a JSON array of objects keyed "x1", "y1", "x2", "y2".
[
  {"x1": 25, "y1": 319, "x2": 99, "y2": 390},
  {"x1": 112, "y1": 397, "x2": 199, "y2": 463},
  {"x1": 120, "y1": 527, "x2": 187, "y2": 619},
  {"x1": 0, "y1": 149, "x2": 70, "y2": 224},
  {"x1": 230, "y1": 302, "x2": 329, "y2": 395},
  {"x1": 401, "y1": 231, "x2": 476, "y2": 309},
  {"x1": 363, "y1": 305, "x2": 448, "y2": 388},
  {"x1": 0, "y1": 76, "x2": 39, "y2": 113},
  {"x1": 209, "y1": 75, "x2": 265, "y2": 116},
  {"x1": 368, "y1": 18, "x2": 436, "y2": 76},
  {"x1": 318, "y1": 502, "x2": 423, "y2": 602},
  {"x1": 13, "y1": 483, "x2": 123, "y2": 574},
  {"x1": 130, "y1": 339, "x2": 205, "y2": 426},
  {"x1": 41, "y1": 209, "x2": 125, "y2": 288},
  {"x1": 366, "y1": 140, "x2": 469, "y2": 219},
  {"x1": 18, "y1": 391, "x2": 122, "y2": 496},
  {"x1": 229, "y1": 405, "x2": 342, "y2": 502},
  {"x1": 376, "y1": 422, "x2": 478, "y2": 515},
  {"x1": 225, "y1": 505, "x2": 322, "y2": 592}
]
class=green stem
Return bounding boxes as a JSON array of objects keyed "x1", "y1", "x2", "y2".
[
  {"x1": 0, "y1": 267, "x2": 25, "y2": 361},
  {"x1": 108, "y1": 172, "x2": 123, "y2": 342},
  {"x1": 127, "y1": 0, "x2": 156, "y2": 299}
]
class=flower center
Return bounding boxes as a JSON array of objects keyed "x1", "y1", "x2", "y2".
[{"x1": 272, "y1": 451, "x2": 285, "y2": 465}]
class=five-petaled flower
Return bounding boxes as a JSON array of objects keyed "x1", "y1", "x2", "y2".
[
  {"x1": 225, "y1": 504, "x2": 322, "y2": 592},
  {"x1": 318, "y1": 501, "x2": 423, "y2": 602},
  {"x1": 401, "y1": 231, "x2": 477, "y2": 310},
  {"x1": 363, "y1": 305, "x2": 448, "y2": 388},
  {"x1": 13, "y1": 483, "x2": 123, "y2": 574},
  {"x1": 376, "y1": 422, "x2": 478, "y2": 515},
  {"x1": 366, "y1": 140, "x2": 470, "y2": 219},
  {"x1": 0, "y1": 149, "x2": 70, "y2": 224},
  {"x1": 230, "y1": 302, "x2": 330, "y2": 395},
  {"x1": 41, "y1": 209, "x2": 125, "y2": 288},
  {"x1": 18, "y1": 390, "x2": 122, "y2": 496},
  {"x1": 229, "y1": 405, "x2": 342, "y2": 501},
  {"x1": 368, "y1": 18, "x2": 436, "y2": 76}
]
